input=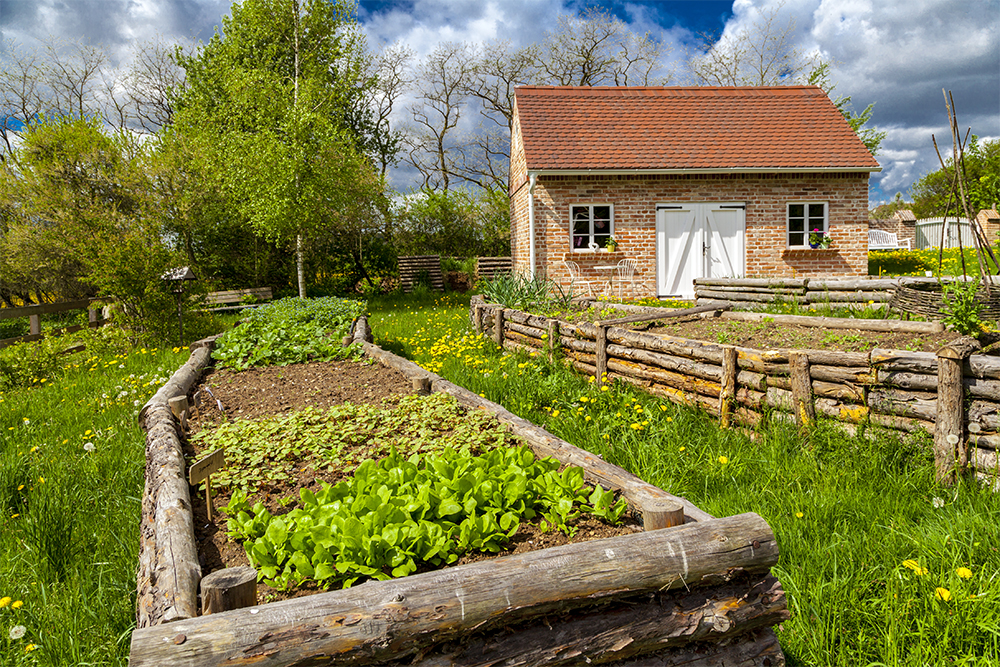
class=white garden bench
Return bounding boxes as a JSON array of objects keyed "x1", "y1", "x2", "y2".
[{"x1": 868, "y1": 229, "x2": 911, "y2": 250}]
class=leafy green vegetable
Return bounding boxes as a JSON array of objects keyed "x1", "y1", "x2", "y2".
[
  {"x1": 223, "y1": 445, "x2": 628, "y2": 591},
  {"x1": 212, "y1": 296, "x2": 365, "y2": 370}
]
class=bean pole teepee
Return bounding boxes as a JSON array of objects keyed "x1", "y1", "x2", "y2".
[{"x1": 932, "y1": 90, "x2": 1000, "y2": 289}]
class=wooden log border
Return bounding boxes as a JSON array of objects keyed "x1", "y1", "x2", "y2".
[
  {"x1": 136, "y1": 333, "x2": 225, "y2": 627},
  {"x1": 469, "y1": 298, "x2": 1000, "y2": 487},
  {"x1": 131, "y1": 317, "x2": 788, "y2": 667}
]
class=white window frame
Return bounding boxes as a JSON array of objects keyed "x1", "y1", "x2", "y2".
[
  {"x1": 787, "y1": 201, "x2": 828, "y2": 248},
  {"x1": 570, "y1": 203, "x2": 615, "y2": 251}
]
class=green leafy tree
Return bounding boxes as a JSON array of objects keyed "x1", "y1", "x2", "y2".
[
  {"x1": 911, "y1": 137, "x2": 1000, "y2": 218},
  {"x1": 172, "y1": 0, "x2": 385, "y2": 298},
  {"x1": 0, "y1": 115, "x2": 182, "y2": 338}
]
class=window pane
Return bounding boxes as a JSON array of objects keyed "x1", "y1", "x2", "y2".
[
  {"x1": 789, "y1": 204, "x2": 804, "y2": 218},
  {"x1": 789, "y1": 218, "x2": 805, "y2": 233},
  {"x1": 808, "y1": 203, "x2": 825, "y2": 218},
  {"x1": 789, "y1": 232, "x2": 805, "y2": 246},
  {"x1": 572, "y1": 234, "x2": 588, "y2": 249}
]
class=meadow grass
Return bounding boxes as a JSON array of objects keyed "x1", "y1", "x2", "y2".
[
  {"x1": 0, "y1": 340, "x2": 199, "y2": 666},
  {"x1": 370, "y1": 292, "x2": 1000, "y2": 667}
]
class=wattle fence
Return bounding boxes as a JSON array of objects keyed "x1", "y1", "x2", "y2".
[{"x1": 471, "y1": 296, "x2": 999, "y2": 487}]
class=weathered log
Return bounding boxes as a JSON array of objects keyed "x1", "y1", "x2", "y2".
[
  {"x1": 696, "y1": 288, "x2": 808, "y2": 304},
  {"x1": 720, "y1": 346, "x2": 737, "y2": 429},
  {"x1": 973, "y1": 446, "x2": 999, "y2": 473},
  {"x1": 547, "y1": 319, "x2": 559, "y2": 362},
  {"x1": 169, "y1": 395, "x2": 189, "y2": 421},
  {"x1": 608, "y1": 359, "x2": 722, "y2": 399},
  {"x1": 506, "y1": 309, "x2": 556, "y2": 330},
  {"x1": 412, "y1": 377, "x2": 431, "y2": 395},
  {"x1": 414, "y1": 575, "x2": 788, "y2": 667},
  {"x1": 814, "y1": 398, "x2": 869, "y2": 424},
  {"x1": 607, "y1": 344, "x2": 723, "y2": 383},
  {"x1": 869, "y1": 388, "x2": 937, "y2": 422},
  {"x1": 812, "y1": 380, "x2": 865, "y2": 402},
  {"x1": 877, "y1": 369, "x2": 936, "y2": 391},
  {"x1": 694, "y1": 284, "x2": 806, "y2": 295},
  {"x1": 603, "y1": 627, "x2": 785, "y2": 667},
  {"x1": 789, "y1": 352, "x2": 815, "y2": 429},
  {"x1": 430, "y1": 378, "x2": 712, "y2": 524},
  {"x1": 363, "y1": 343, "x2": 442, "y2": 384},
  {"x1": 936, "y1": 351, "x2": 965, "y2": 483},
  {"x1": 136, "y1": 344, "x2": 215, "y2": 628},
  {"x1": 129, "y1": 513, "x2": 776, "y2": 667},
  {"x1": 597, "y1": 303, "x2": 730, "y2": 327},
  {"x1": 607, "y1": 328, "x2": 725, "y2": 365},
  {"x1": 201, "y1": 567, "x2": 258, "y2": 616},
  {"x1": 695, "y1": 277, "x2": 807, "y2": 289},
  {"x1": 965, "y1": 354, "x2": 1000, "y2": 380},
  {"x1": 717, "y1": 310, "x2": 942, "y2": 334},
  {"x1": 871, "y1": 349, "x2": 937, "y2": 374},
  {"x1": 969, "y1": 401, "x2": 1000, "y2": 431},
  {"x1": 938, "y1": 336, "x2": 981, "y2": 360},
  {"x1": 636, "y1": 494, "x2": 685, "y2": 530},
  {"x1": 560, "y1": 335, "x2": 597, "y2": 354},
  {"x1": 506, "y1": 320, "x2": 545, "y2": 340},
  {"x1": 494, "y1": 308, "x2": 505, "y2": 348},
  {"x1": 507, "y1": 330, "x2": 545, "y2": 350},
  {"x1": 869, "y1": 413, "x2": 935, "y2": 434},
  {"x1": 809, "y1": 365, "x2": 874, "y2": 385},
  {"x1": 645, "y1": 380, "x2": 720, "y2": 414},
  {"x1": 596, "y1": 325, "x2": 609, "y2": 382},
  {"x1": 805, "y1": 290, "x2": 889, "y2": 303},
  {"x1": 473, "y1": 304, "x2": 483, "y2": 334}
]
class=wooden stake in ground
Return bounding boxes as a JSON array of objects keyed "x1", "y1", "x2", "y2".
[{"x1": 189, "y1": 449, "x2": 225, "y2": 521}]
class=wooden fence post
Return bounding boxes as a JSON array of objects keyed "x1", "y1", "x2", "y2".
[
  {"x1": 719, "y1": 345, "x2": 738, "y2": 429},
  {"x1": 547, "y1": 319, "x2": 558, "y2": 363},
  {"x1": 473, "y1": 304, "x2": 483, "y2": 334},
  {"x1": 789, "y1": 352, "x2": 815, "y2": 430},
  {"x1": 595, "y1": 324, "x2": 609, "y2": 383},
  {"x1": 936, "y1": 337, "x2": 980, "y2": 484},
  {"x1": 88, "y1": 308, "x2": 99, "y2": 327},
  {"x1": 494, "y1": 308, "x2": 505, "y2": 349},
  {"x1": 29, "y1": 314, "x2": 41, "y2": 336}
]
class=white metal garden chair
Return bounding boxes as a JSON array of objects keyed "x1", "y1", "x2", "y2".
[
  {"x1": 614, "y1": 258, "x2": 648, "y2": 300},
  {"x1": 561, "y1": 260, "x2": 599, "y2": 298}
]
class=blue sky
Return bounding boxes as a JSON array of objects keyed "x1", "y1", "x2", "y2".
[{"x1": 2, "y1": 0, "x2": 998, "y2": 205}]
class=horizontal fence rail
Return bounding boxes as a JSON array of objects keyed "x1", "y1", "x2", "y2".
[
  {"x1": 471, "y1": 297, "x2": 999, "y2": 487},
  {"x1": 0, "y1": 298, "x2": 106, "y2": 349}
]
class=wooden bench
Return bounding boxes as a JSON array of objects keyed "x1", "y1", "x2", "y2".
[
  {"x1": 204, "y1": 287, "x2": 273, "y2": 312},
  {"x1": 868, "y1": 229, "x2": 912, "y2": 250}
]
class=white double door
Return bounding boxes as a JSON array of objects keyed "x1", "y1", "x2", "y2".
[{"x1": 656, "y1": 202, "x2": 745, "y2": 298}]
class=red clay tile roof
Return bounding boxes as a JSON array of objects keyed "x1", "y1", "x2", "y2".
[{"x1": 514, "y1": 86, "x2": 880, "y2": 171}]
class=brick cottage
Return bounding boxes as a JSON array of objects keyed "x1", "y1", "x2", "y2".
[{"x1": 509, "y1": 86, "x2": 881, "y2": 298}]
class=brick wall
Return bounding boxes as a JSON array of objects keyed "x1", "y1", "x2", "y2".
[{"x1": 511, "y1": 172, "x2": 870, "y2": 297}]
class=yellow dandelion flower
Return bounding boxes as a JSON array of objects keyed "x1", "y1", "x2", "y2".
[
  {"x1": 956, "y1": 567, "x2": 973, "y2": 579},
  {"x1": 679, "y1": 446, "x2": 686, "y2": 452},
  {"x1": 0, "y1": 597, "x2": 10, "y2": 608},
  {"x1": 718, "y1": 456, "x2": 729, "y2": 465},
  {"x1": 795, "y1": 512, "x2": 804, "y2": 518},
  {"x1": 10, "y1": 600, "x2": 21, "y2": 609},
  {"x1": 935, "y1": 587, "x2": 952, "y2": 601},
  {"x1": 25, "y1": 644, "x2": 36, "y2": 653},
  {"x1": 551, "y1": 410, "x2": 560, "y2": 418},
  {"x1": 902, "y1": 560, "x2": 928, "y2": 575}
]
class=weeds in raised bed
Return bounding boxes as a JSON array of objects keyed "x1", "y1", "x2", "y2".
[{"x1": 371, "y1": 292, "x2": 1000, "y2": 666}]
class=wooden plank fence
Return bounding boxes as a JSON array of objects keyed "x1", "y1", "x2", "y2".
[
  {"x1": 476, "y1": 256, "x2": 512, "y2": 281},
  {"x1": 471, "y1": 296, "x2": 1000, "y2": 487},
  {"x1": 0, "y1": 298, "x2": 106, "y2": 349},
  {"x1": 398, "y1": 255, "x2": 445, "y2": 292}
]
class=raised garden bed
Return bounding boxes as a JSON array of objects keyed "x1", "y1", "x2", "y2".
[
  {"x1": 129, "y1": 320, "x2": 789, "y2": 666},
  {"x1": 472, "y1": 297, "x2": 1000, "y2": 488}
]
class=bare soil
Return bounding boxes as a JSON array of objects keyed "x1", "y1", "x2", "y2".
[{"x1": 183, "y1": 359, "x2": 640, "y2": 606}]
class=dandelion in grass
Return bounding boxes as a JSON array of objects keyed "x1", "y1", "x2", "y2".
[
  {"x1": 0, "y1": 597, "x2": 10, "y2": 608},
  {"x1": 718, "y1": 456, "x2": 729, "y2": 465},
  {"x1": 679, "y1": 446, "x2": 686, "y2": 452},
  {"x1": 932, "y1": 496, "x2": 945, "y2": 509},
  {"x1": 25, "y1": 644, "x2": 36, "y2": 653},
  {"x1": 956, "y1": 567, "x2": 973, "y2": 579},
  {"x1": 795, "y1": 512, "x2": 804, "y2": 518},
  {"x1": 83, "y1": 442, "x2": 95, "y2": 453},
  {"x1": 10, "y1": 600, "x2": 21, "y2": 609},
  {"x1": 902, "y1": 559, "x2": 928, "y2": 575},
  {"x1": 935, "y1": 587, "x2": 952, "y2": 601},
  {"x1": 9, "y1": 625, "x2": 25, "y2": 640}
]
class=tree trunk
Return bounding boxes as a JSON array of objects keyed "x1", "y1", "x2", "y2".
[{"x1": 296, "y1": 234, "x2": 306, "y2": 299}]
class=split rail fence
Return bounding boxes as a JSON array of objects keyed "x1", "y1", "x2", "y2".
[
  {"x1": 0, "y1": 298, "x2": 106, "y2": 349},
  {"x1": 693, "y1": 277, "x2": 898, "y2": 311},
  {"x1": 471, "y1": 297, "x2": 1000, "y2": 487}
]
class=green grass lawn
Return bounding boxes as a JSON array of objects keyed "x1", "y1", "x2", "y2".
[
  {"x1": 370, "y1": 292, "x2": 1000, "y2": 667},
  {"x1": 870, "y1": 246, "x2": 1000, "y2": 277},
  {"x1": 2, "y1": 292, "x2": 998, "y2": 666}
]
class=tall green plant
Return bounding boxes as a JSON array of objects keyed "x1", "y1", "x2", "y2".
[
  {"x1": 941, "y1": 278, "x2": 984, "y2": 335},
  {"x1": 480, "y1": 273, "x2": 573, "y2": 311}
]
